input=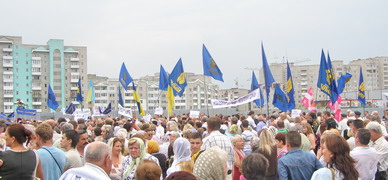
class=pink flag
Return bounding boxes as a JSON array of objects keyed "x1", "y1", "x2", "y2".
[
  {"x1": 328, "y1": 95, "x2": 342, "y2": 121},
  {"x1": 301, "y1": 88, "x2": 317, "y2": 112}
]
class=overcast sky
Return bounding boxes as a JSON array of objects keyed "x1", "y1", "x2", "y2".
[{"x1": 1, "y1": 0, "x2": 387, "y2": 89}]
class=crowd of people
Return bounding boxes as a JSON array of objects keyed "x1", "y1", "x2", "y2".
[{"x1": 0, "y1": 109, "x2": 387, "y2": 180}]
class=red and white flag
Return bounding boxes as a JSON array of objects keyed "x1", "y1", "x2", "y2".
[
  {"x1": 328, "y1": 95, "x2": 342, "y2": 122},
  {"x1": 301, "y1": 88, "x2": 317, "y2": 112}
]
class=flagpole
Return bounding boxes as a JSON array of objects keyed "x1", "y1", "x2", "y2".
[{"x1": 204, "y1": 76, "x2": 210, "y2": 117}]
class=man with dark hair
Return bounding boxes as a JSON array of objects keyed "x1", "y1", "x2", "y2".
[
  {"x1": 76, "y1": 130, "x2": 89, "y2": 162},
  {"x1": 278, "y1": 131, "x2": 322, "y2": 180},
  {"x1": 242, "y1": 153, "x2": 268, "y2": 180},
  {"x1": 201, "y1": 117, "x2": 234, "y2": 175},
  {"x1": 347, "y1": 119, "x2": 364, "y2": 150},
  {"x1": 188, "y1": 132, "x2": 203, "y2": 162},
  {"x1": 246, "y1": 111, "x2": 256, "y2": 130},
  {"x1": 61, "y1": 130, "x2": 83, "y2": 170},
  {"x1": 241, "y1": 120, "x2": 255, "y2": 155},
  {"x1": 354, "y1": 111, "x2": 362, "y2": 119},
  {"x1": 350, "y1": 129, "x2": 378, "y2": 180}
]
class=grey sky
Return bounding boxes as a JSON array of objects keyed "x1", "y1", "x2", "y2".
[{"x1": 1, "y1": 0, "x2": 387, "y2": 89}]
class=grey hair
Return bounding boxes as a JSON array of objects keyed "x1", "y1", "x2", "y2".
[
  {"x1": 366, "y1": 122, "x2": 382, "y2": 134},
  {"x1": 61, "y1": 123, "x2": 74, "y2": 132},
  {"x1": 84, "y1": 141, "x2": 111, "y2": 164}
]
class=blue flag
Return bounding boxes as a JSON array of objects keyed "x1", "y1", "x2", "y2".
[
  {"x1": 102, "y1": 103, "x2": 112, "y2": 114},
  {"x1": 202, "y1": 44, "x2": 224, "y2": 82},
  {"x1": 16, "y1": 108, "x2": 37, "y2": 116},
  {"x1": 251, "y1": 71, "x2": 264, "y2": 107},
  {"x1": 337, "y1": 72, "x2": 352, "y2": 94},
  {"x1": 65, "y1": 103, "x2": 76, "y2": 114},
  {"x1": 159, "y1": 65, "x2": 169, "y2": 91},
  {"x1": 0, "y1": 113, "x2": 7, "y2": 119},
  {"x1": 273, "y1": 84, "x2": 288, "y2": 112},
  {"x1": 286, "y1": 61, "x2": 295, "y2": 111},
  {"x1": 261, "y1": 43, "x2": 275, "y2": 104},
  {"x1": 7, "y1": 112, "x2": 14, "y2": 119},
  {"x1": 326, "y1": 53, "x2": 339, "y2": 104},
  {"x1": 118, "y1": 88, "x2": 124, "y2": 107},
  {"x1": 47, "y1": 84, "x2": 59, "y2": 111},
  {"x1": 133, "y1": 82, "x2": 146, "y2": 116},
  {"x1": 358, "y1": 67, "x2": 366, "y2": 106},
  {"x1": 170, "y1": 58, "x2": 187, "y2": 97},
  {"x1": 317, "y1": 50, "x2": 332, "y2": 100},
  {"x1": 119, "y1": 62, "x2": 133, "y2": 91},
  {"x1": 98, "y1": 107, "x2": 103, "y2": 114},
  {"x1": 76, "y1": 78, "x2": 83, "y2": 103}
]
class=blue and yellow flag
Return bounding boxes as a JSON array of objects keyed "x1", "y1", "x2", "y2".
[
  {"x1": 86, "y1": 80, "x2": 95, "y2": 103},
  {"x1": 358, "y1": 67, "x2": 366, "y2": 106},
  {"x1": 65, "y1": 103, "x2": 76, "y2": 114},
  {"x1": 286, "y1": 61, "x2": 295, "y2": 111},
  {"x1": 159, "y1": 65, "x2": 169, "y2": 91},
  {"x1": 326, "y1": 53, "x2": 339, "y2": 104},
  {"x1": 251, "y1": 71, "x2": 264, "y2": 107},
  {"x1": 337, "y1": 72, "x2": 352, "y2": 94},
  {"x1": 202, "y1": 44, "x2": 224, "y2": 82},
  {"x1": 167, "y1": 82, "x2": 175, "y2": 116},
  {"x1": 273, "y1": 84, "x2": 288, "y2": 112},
  {"x1": 76, "y1": 78, "x2": 83, "y2": 104},
  {"x1": 118, "y1": 88, "x2": 124, "y2": 107},
  {"x1": 317, "y1": 50, "x2": 332, "y2": 99},
  {"x1": 119, "y1": 62, "x2": 133, "y2": 91},
  {"x1": 132, "y1": 82, "x2": 146, "y2": 116},
  {"x1": 261, "y1": 43, "x2": 275, "y2": 104},
  {"x1": 102, "y1": 103, "x2": 112, "y2": 114},
  {"x1": 169, "y1": 58, "x2": 187, "y2": 97},
  {"x1": 47, "y1": 84, "x2": 59, "y2": 111}
]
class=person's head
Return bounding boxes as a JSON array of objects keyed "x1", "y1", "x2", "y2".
[
  {"x1": 61, "y1": 130, "x2": 79, "y2": 150},
  {"x1": 302, "y1": 123, "x2": 313, "y2": 135},
  {"x1": 165, "y1": 171, "x2": 198, "y2": 180},
  {"x1": 258, "y1": 129, "x2": 274, "y2": 155},
  {"x1": 188, "y1": 132, "x2": 202, "y2": 155},
  {"x1": 207, "y1": 117, "x2": 221, "y2": 132},
  {"x1": 101, "y1": 125, "x2": 112, "y2": 139},
  {"x1": 275, "y1": 132, "x2": 286, "y2": 149},
  {"x1": 323, "y1": 111, "x2": 331, "y2": 120},
  {"x1": 147, "y1": 140, "x2": 160, "y2": 154},
  {"x1": 84, "y1": 141, "x2": 112, "y2": 174},
  {"x1": 325, "y1": 118, "x2": 338, "y2": 130},
  {"x1": 231, "y1": 136, "x2": 244, "y2": 150},
  {"x1": 241, "y1": 120, "x2": 249, "y2": 129},
  {"x1": 128, "y1": 137, "x2": 145, "y2": 159},
  {"x1": 286, "y1": 131, "x2": 301, "y2": 150},
  {"x1": 354, "y1": 111, "x2": 361, "y2": 118},
  {"x1": 355, "y1": 128, "x2": 370, "y2": 146},
  {"x1": 173, "y1": 137, "x2": 193, "y2": 172},
  {"x1": 135, "y1": 159, "x2": 162, "y2": 180},
  {"x1": 277, "y1": 120, "x2": 285, "y2": 129},
  {"x1": 242, "y1": 153, "x2": 269, "y2": 180},
  {"x1": 229, "y1": 124, "x2": 238, "y2": 134},
  {"x1": 35, "y1": 122, "x2": 53, "y2": 146},
  {"x1": 77, "y1": 130, "x2": 89, "y2": 150},
  {"x1": 370, "y1": 115, "x2": 382, "y2": 124},
  {"x1": 144, "y1": 128, "x2": 154, "y2": 140},
  {"x1": 322, "y1": 134, "x2": 358, "y2": 179},
  {"x1": 69, "y1": 120, "x2": 78, "y2": 130},
  {"x1": 352, "y1": 119, "x2": 364, "y2": 134},
  {"x1": 193, "y1": 146, "x2": 228, "y2": 180},
  {"x1": 5, "y1": 124, "x2": 32, "y2": 148},
  {"x1": 168, "y1": 131, "x2": 180, "y2": 144},
  {"x1": 61, "y1": 123, "x2": 74, "y2": 133},
  {"x1": 111, "y1": 137, "x2": 123, "y2": 156},
  {"x1": 366, "y1": 121, "x2": 382, "y2": 142}
]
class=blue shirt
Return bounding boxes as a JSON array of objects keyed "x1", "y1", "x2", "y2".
[
  {"x1": 38, "y1": 146, "x2": 67, "y2": 180},
  {"x1": 278, "y1": 148, "x2": 323, "y2": 180}
]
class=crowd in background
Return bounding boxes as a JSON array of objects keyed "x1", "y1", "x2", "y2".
[{"x1": 0, "y1": 109, "x2": 387, "y2": 180}]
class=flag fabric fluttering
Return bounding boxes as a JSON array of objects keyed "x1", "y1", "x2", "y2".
[
  {"x1": 159, "y1": 65, "x2": 169, "y2": 91},
  {"x1": 132, "y1": 82, "x2": 146, "y2": 116},
  {"x1": 328, "y1": 95, "x2": 342, "y2": 121},
  {"x1": 86, "y1": 80, "x2": 95, "y2": 103},
  {"x1": 47, "y1": 84, "x2": 59, "y2": 111},
  {"x1": 272, "y1": 84, "x2": 288, "y2": 112},
  {"x1": 7, "y1": 112, "x2": 14, "y2": 119},
  {"x1": 167, "y1": 83, "x2": 175, "y2": 116},
  {"x1": 0, "y1": 113, "x2": 7, "y2": 119},
  {"x1": 118, "y1": 88, "x2": 124, "y2": 107},
  {"x1": 102, "y1": 103, "x2": 112, "y2": 115},
  {"x1": 301, "y1": 88, "x2": 317, "y2": 112},
  {"x1": 337, "y1": 73, "x2": 352, "y2": 94},
  {"x1": 76, "y1": 78, "x2": 83, "y2": 104},
  {"x1": 119, "y1": 62, "x2": 133, "y2": 91},
  {"x1": 358, "y1": 67, "x2": 366, "y2": 106},
  {"x1": 326, "y1": 53, "x2": 339, "y2": 104},
  {"x1": 317, "y1": 50, "x2": 334, "y2": 103},
  {"x1": 261, "y1": 43, "x2": 275, "y2": 104},
  {"x1": 167, "y1": 58, "x2": 188, "y2": 115},
  {"x1": 250, "y1": 71, "x2": 264, "y2": 107},
  {"x1": 65, "y1": 103, "x2": 76, "y2": 114},
  {"x1": 286, "y1": 61, "x2": 295, "y2": 111},
  {"x1": 202, "y1": 44, "x2": 224, "y2": 82}
]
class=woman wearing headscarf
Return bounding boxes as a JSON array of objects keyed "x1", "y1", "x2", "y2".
[
  {"x1": 122, "y1": 137, "x2": 160, "y2": 180},
  {"x1": 227, "y1": 124, "x2": 240, "y2": 139},
  {"x1": 147, "y1": 140, "x2": 167, "y2": 179},
  {"x1": 166, "y1": 137, "x2": 193, "y2": 177},
  {"x1": 193, "y1": 146, "x2": 228, "y2": 180}
]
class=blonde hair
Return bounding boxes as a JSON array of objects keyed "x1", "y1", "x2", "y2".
[
  {"x1": 258, "y1": 129, "x2": 275, "y2": 155},
  {"x1": 177, "y1": 161, "x2": 194, "y2": 173},
  {"x1": 231, "y1": 136, "x2": 244, "y2": 146}
]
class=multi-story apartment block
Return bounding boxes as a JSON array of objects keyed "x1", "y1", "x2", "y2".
[{"x1": 0, "y1": 35, "x2": 87, "y2": 113}]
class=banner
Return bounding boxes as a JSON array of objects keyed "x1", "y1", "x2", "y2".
[
  {"x1": 16, "y1": 108, "x2": 37, "y2": 116},
  {"x1": 154, "y1": 107, "x2": 163, "y2": 115},
  {"x1": 118, "y1": 105, "x2": 132, "y2": 117},
  {"x1": 382, "y1": 93, "x2": 388, "y2": 107},
  {"x1": 211, "y1": 88, "x2": 261, "y2": 109},
  {"x1": 189, "y1": 111, "x2": 200, "y2": 118}
]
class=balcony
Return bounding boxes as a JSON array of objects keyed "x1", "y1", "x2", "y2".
[
  {"x1": 70, "y1": 58, "x2": 79, "y2": 61},
  {"x1": 3, "y1": 78, "x2": 13, "y2": 82},
  {"x1": 3, "y1": 71, "x2": 13, "y2": 75},
  {"x1": 4, "y1": 102, "x2": 13, "y2": 106},
  {"x1": 3, "y1": 85, "x2": 13, "y2": 90},
  {"x1": 32, "y1": 102, "x2": 42, "y2": 105},
  {"x1": 71, "y1": 72, "x2": 80, "y2": 76},
  {"x1": 71, "y1": 86, "x2": 78, "y2": 90},
  {"x1": 71, "y1": 78, "x2": 79, "y2": 83},
  {"x1": 3, "y1": 56, "x2": 12, "y2": 60},
  {"x1": 32, "y1": 63, "x2": 41, "y2": 68},
  {"x1": 3, "y1": 62, "x2": 13, "y2": 67},
  {"x1": 31, "y1": 57, "x2": 41, "y2": 60},
  {"x1": 70, "y1": 65, "x2": 79, "y2": 69},
  {"x1": 4, "y1": 109, "x2": 13, "y2": 113},
  {"x1": 32, "y1": 86, "x2": 42, "y2": 90},
  {"x1": 32, "y1": 72, "x2": 41, "y2": 76},
  {"x1": 2, "y1": 48, "x2": 12, "y2": 52},
  {"x1": 4, "y1": 94, "x2": 13, "y2": 98},
  {"x1": 36, "y1": 109, "x2": 42, "y2": 113}
]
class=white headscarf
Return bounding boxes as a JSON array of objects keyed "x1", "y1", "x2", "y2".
[{"x1": 173, "y1": 137, "x2": 191, "y2": 163}]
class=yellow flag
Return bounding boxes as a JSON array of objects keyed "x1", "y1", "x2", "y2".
[{"x1": 167, "y1": 85, "x2": 175, "y2": 115}]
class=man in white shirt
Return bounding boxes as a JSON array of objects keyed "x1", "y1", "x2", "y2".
[
  {"x1": 366, "y1": 122, "x2": 388, "y2": 180},
  {"x1": 60, "y1": 142, "x2": 112, "y2": 180},
  {"x1": 246, "y1": 111, "x2": 257, "y2": 130},
  {"x1": 350, "y1": 128, "x2": 378, "y2": 180},
  {"x1": 61, "y1": 130, "x2": 83, "y2": 171},
  {"x1": 347, "y1": 119, "x2": 363, "y2": 151}
]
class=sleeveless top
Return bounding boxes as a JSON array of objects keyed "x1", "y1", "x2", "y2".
[{"x1": 0, "y1": 150, "x2": 38, "y2": 180}]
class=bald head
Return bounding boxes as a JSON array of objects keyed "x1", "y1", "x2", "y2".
[
  {"x1": 84, "y1": 142, "x2": 111, "y2": 164},
  {"x1": 45, "y1": 119, "x2": 56, "y2": 129}
]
